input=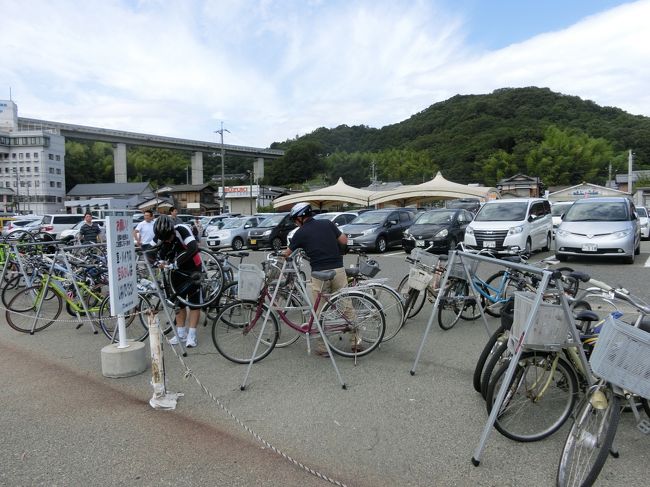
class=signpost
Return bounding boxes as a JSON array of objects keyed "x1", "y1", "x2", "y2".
[{"x1": 105, "y1": 214, "x2": 137, "y2": 348}]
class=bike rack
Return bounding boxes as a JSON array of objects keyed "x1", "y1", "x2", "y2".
[
  {"x1": 409, "y1": 250, "x2": 593, "y2": 465},
  {"x1": 240, "y1": 250, "x2": 347, "y2": 390}
]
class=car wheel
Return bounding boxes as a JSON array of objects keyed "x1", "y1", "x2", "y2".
[
  {"x1": 623, "y1": 252, "x2": 635, "y2": 264},
  {"x1": 272, "y1": 237, "x2": 283, "y2": 251},
  {"x1": 447, "y1": 238, "x2": 457, "y2": 251},
  {"x1": 232, "y1": 237, "x2": 244, "y2": 251},
  {"x1": 542, "y1": 233, "x2": 551, "y2": 252},
  {"x1": 635, "y1": 241, "x2": 640, "y2": 255},
  {"x1": 376, "y1": 236, "x2": 387, "y2": 253},
  {"x1": 524, "y1": 238, "x2": 532, "y2": 255}
]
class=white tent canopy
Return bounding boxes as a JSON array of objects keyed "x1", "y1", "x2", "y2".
[
  {"x1": 369, "y1": 171, "x2": 499, "y2": 206},
  {"x1": 273, "y1": 177, "x2": 373, "y2": 209}
]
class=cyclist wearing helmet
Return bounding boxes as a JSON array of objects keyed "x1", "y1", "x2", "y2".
[
  {"x1": 153, "y1": 214, "x2": 203, "y2": 348},
  {"x1": 284, "y1": 201, "x2": 348, "y2": 305}
]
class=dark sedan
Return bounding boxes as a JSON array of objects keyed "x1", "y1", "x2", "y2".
[{"x1": 402, "y1": 208, "x2": 474, "y2": 253}]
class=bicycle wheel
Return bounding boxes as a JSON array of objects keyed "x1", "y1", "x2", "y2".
[
  {"x1": 205, "y1": 280, "x2": 239, "y2": 323},
  {"x1": 486, "y1": 351, "x2": 578, "y2": 442},
  {"x1": 169, "y1": 267, "x2": 221, "y2": 308},
  {"x1": 480, "y1": 339, "x2": 511, "y2": 399},
  {"x1": 472, "y1": 325, "x2": 505, "y2": 393},
  {"x1": 437, "y1": 278, "x2": 467, "y2": 330},
  {"x1": 397, "y1": 274, "x2": 427, "y2": 319},
  {"x1": 1, "y1": 273, "x2": 31, "y2": 307},
  {"x1": 364, "y1": 283, "x2": 405, "y2": 341},
  {"x1": 320, "y1": 290, "x2": 385, "y2": 358},
  {"x1": 211, "y1": 300, "x2": 278, "y2": 364},
  {"x1": 5, "y1": 284, "x2": 62, "y2": 333},
  {"x1": 97, "y1": 293, "x2": 154, "y2": 342},
  {"x1": 557, "y1": 385, "x2": 620, "y2": 487}
]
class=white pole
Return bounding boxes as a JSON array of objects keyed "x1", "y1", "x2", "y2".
[{"x1": 116, "y1": 314, "x2": 129, "y2": 349}]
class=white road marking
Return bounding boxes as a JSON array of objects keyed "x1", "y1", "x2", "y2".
[{"x1": 644, "y1": 254, "x2": 650, "y2": 267}]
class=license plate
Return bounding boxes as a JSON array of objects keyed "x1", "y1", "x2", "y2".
[
  {"x1": 416, "y1": 240, "x2": 425, "y2": 247},
  {"x1": 250, "y1": 239, "x2": 257, "y2": 245},
  {"x1": 208, "y1": 241, "x2": 216, "y2": 247},
  {"x1": 582, "y1": 243, "x2": 597, "y2": 252},
  {"x1": 483, "y1": 241, "x2": 496, "y2": 248},
  {"x1": 348, "y1": 238, "x2": 354, "y2": 245}
]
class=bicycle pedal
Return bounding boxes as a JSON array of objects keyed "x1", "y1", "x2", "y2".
[{"x1": 638, "y1": 419, "x2": 650, "y2": 434}]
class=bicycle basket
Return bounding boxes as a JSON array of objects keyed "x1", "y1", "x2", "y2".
[
  {"x1": 508, "y1": 291, "x2": 570, "y2": 351},
  {"x1": 237, "y1": 264, "x2": 265, "y2": 300},
  {"x1": 590, "y1": 316, "x2": 650, "y2": 399},
  {"x1": 359, "y1": 259, "x2": 380, "y2": 278},
  {"x1": 410, "y1": 248, "x2": 438, "y2": 269},
  {"x1": 407, "y1": 267, "x2": 433, "y2": 291},
  {"x1": 448, "y1": 257, "x2": 479, "y2": 279}
]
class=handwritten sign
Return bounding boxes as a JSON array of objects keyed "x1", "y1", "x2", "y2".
[{"x1": 106, "y1": 216, "x2": 137, "y2": 315}]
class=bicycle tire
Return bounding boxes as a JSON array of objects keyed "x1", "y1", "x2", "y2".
[
  {"x1": 486, "y1": 351, "x2": 579, "y2": 442},
  {"x1": 480, "y1": 339, "x2": 511, "y2": 399},
  {"x1": 211, "y1": 300, "x2": 279, "y2": 364},
  {"x1": 2, "y1": 273, "x2": 30, "y2": 307},
  {"x1": 320, "y1": 290, "x2": 385, "y2": 358},
  {"x1": 97, "y1": 293, "x2": 154, "y2": 343},
  {"x1": 363, "y1": 282, "x2": 405, "y2": 341},
  {"x1": 437, "y1": 278, "x2": 467, "y2": 330},
  {"x1": 6, "y1": 284, "x2": 62, "y2": 333},
  {"x1": 642, "y1": 397, "x2": 650, "y2": 419},
  {"x1": 472, "y1": 325, "x2": 505, "y2": 393},
  {"x1": 205, "y1": 280, "x2": 240, "y2": 323},
  {"x1": 397, "y1": 274, "x2": 427, "y2": 319},
  {"x1": 557, "y1": 385, "x2": 620, "y2": 487}
]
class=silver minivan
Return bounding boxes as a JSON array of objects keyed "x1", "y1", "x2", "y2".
[{"x1": 464, "y1": 198, "x2": 553, "y2": 254}]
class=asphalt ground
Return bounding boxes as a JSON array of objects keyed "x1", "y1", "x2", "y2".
[{"x1": 1, "y1": 244, "x2": 649, "y2": 486}]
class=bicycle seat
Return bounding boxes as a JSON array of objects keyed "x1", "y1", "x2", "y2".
[
  {"x1": 345, "y1": 267, "x2": 360, "y2": 277},
  {"x1": 575, "y1": 310, "x2": 599, "y2": 322},
  {"x1": 312, "y1": 270, "x2": 336, "y2": 281},
  {"x1": 439, "y1": 254, "x2": 448, "y2": 261},
  {"x1": 502, "y1": 255, "x2": 523, "y2": 263}
]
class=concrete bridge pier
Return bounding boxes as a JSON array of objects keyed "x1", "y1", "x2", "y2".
[
  {"x1": 191, "y1": 151, "x2": 204, "y2": 185},
  {"x1": 253, "y1": 157, "x2": 264, "y2": 182},
  {"x1": 113, "y1": 143, "x2": 127, "y2": 183}
]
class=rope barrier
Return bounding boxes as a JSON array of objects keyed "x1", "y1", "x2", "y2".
[{"x1": 3, "y1": 304, "x2": 349, "y2": 487}]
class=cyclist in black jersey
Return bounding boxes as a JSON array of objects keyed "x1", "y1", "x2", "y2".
[{"x1": 153, "y1": 215, "x2": 202, "y2": 348}]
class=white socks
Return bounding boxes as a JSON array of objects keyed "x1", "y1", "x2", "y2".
[{"x1": 176, "y1": 326, "x2": 187, "y2": 338}]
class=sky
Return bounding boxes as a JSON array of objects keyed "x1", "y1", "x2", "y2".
[{"x1": 2, "y1": 0, "x2": 649, "y2": 149}]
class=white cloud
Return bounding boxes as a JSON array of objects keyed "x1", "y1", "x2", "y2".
[{"x1": 0, "y1": 0, "x2": 648, "y2": 147}]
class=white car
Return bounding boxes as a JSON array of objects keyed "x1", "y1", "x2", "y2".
[
  {"x1": 286, "y1": 212, "x2": 359, "y2": 246},
  {"x1": 551, "y1": 201, "x2": 574, "y2": 234},
  {"x1": 2, "y1": 217, "x2": 43, "y2": 238},
  {"x1": 205, "y1": 216, "x2": 261, "y2": 250},
  {"x1": 636, "y1": 206, "x2": 649, "y2": 239}
]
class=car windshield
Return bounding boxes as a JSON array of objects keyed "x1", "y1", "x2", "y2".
[
  {"x1": 551, "y1": 203, "x2": 573, "y2": 216},
  {"x1": 636, "y1": 207, "x2": 648, "y2": 217},
  {"x1": 415, "y1": 210, "x2": 455, "y2": 225},
  {"x1": 564, "y1": 202, "x2": 628, "y2": 222},
  {"x1": 258, "y1": 214, "x2": 285, "y2": 227},
  {"x1": 349, "y1": 212, "x2": 388, "y2": 225},
  {"x1": 474, "y1": 202, "x2": 528, "y2": 222},
  {"x1": 221, "y1": 218, "x2": 245, "y2": 229}
]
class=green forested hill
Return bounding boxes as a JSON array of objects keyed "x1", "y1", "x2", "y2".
[
  {"x1": 64, "y1": 87, "x2": 650, "y2": 191},
  {"x1": 268, "y1": 87, "x2": 650, "y2": 188}
]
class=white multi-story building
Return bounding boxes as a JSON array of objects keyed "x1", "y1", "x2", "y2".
[{"x1": 0, "y1": 100, "x2": 66, "y2": 214}]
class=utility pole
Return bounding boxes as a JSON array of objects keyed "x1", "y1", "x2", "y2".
[{"x1": 214, "y1": 122, "x2": 230, "y2": 214}]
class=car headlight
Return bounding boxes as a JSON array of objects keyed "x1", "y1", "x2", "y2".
[
  {"x1": 362, "y1": 228, "x2": 376, "y2": 236},
  {"x1": 434, "y1": 229, "x2": 448, "y2": 238},
  {"x1": 262, "y1": 229, "x2": 272, "y2": 236},
  {"x1": 555, "y1": 229, "x2": 570, "y2": 237},
  {"x1": 613, "y1": 230, "x2": 632, "y2": 238},
  {"x1": 465, "y1": 226, "x2": 474, "y2": 235},
  {"x1": 403, "y1": 229, "x2": 410, "y2": 236},
  {"x1": 507, "y1": 225, "x2": 524, "y2": 236}
]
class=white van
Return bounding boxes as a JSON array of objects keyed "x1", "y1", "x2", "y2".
[
  {"x1": 40, "y1": 214, "x2": 85, "y2": 238},
  {"x1": 464, "y1": 198, "x2": 552, "y2": 254}
]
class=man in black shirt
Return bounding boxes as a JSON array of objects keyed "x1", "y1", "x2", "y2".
[{"x1": 78, "y1": 212, "x2": 103, "y2": 243}]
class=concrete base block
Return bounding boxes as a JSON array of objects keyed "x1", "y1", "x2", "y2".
[{"x1": 101, "y1": 341, "x2": 148, "y2": 378}]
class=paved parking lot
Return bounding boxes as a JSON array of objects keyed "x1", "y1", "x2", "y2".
[{"x1": 1, "y1": 243, "x2": 649, "y2": 486}]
